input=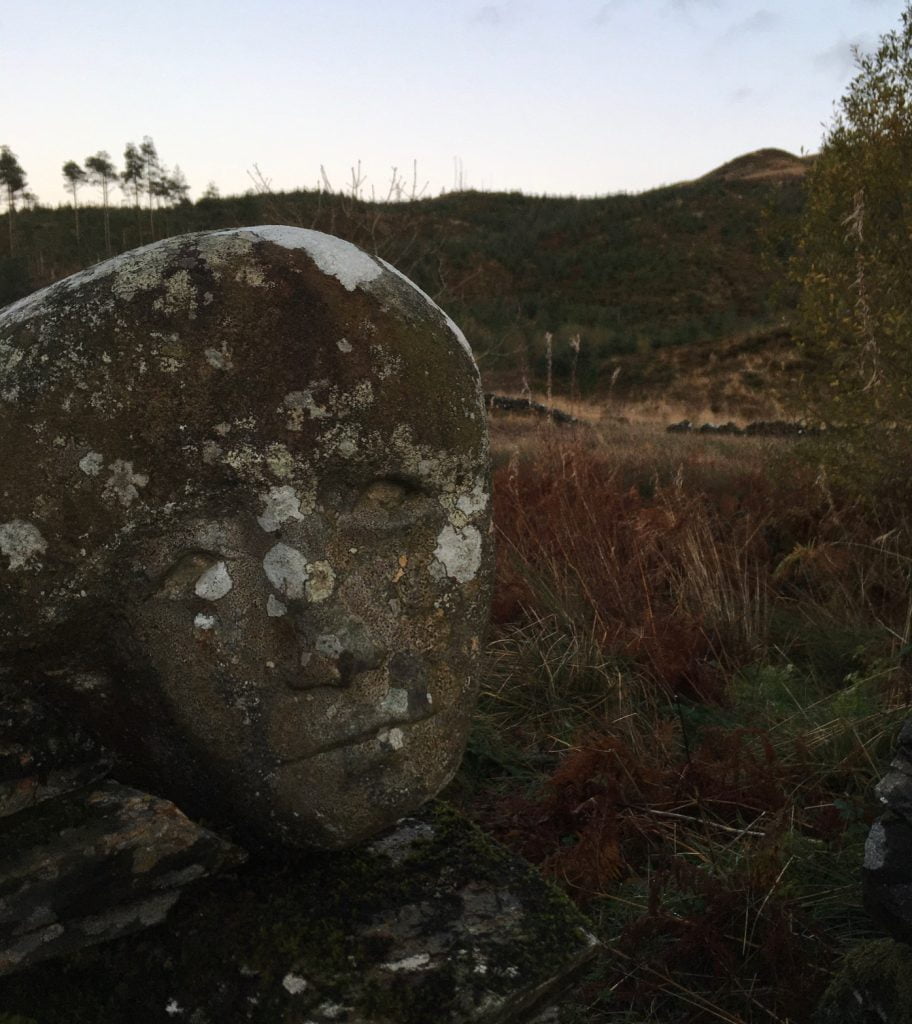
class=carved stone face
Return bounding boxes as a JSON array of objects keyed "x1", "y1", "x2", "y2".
[{"x1": 0, "y1": 227, "x2": 492, "y2": 847}]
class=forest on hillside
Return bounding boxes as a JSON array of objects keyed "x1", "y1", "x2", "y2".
[{"x1": 0, "y1": 141, "x2": 806, "y2": 389}]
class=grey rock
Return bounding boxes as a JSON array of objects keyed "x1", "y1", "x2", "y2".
[
  {"x1": 0, "y1": 780, "x2": 244, "y2": 976},
  {"x1": 0, "y1": 227, "x2": 493, "y2": 849},
  {"x1": 864, "y1": 717, "x2": 912, "y2": 944},
  {"x1": 0, "y1": 802, "x2": 597, "y2": 1023},
  {"x1": 864, "y1": 813, "x2": 912, "y2": 944}
]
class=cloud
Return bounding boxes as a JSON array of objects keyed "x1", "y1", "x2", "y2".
[
  {"x1": 730, "y1": 86, "x2": 754, "y2": 103},
  {"x1": 470, "y1": 4, "x2": 508, "y2": 26},
  {"x1": 813, "y1": 35, "x2": 874, "y2": 79},
  {"x1": 666, "y1": 0, "x2": 720, "y2": 12},
  {"x1": 720, "y1": 8, "x2": 779, "y2": 41},
  {"x1": 593, "y1": 0, "x2": 625, "y2": 23}
]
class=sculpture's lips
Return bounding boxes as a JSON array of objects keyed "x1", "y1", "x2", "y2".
[{"x1": 276, "y1": 709, "x2": 437, "y2": 765}]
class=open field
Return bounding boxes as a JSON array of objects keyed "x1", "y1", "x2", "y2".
[{"x1": 449, "y1": 411, "x2": 912, "y2": 1022}]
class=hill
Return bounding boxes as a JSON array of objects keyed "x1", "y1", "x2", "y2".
[
  {"x1": 0, "y1": 150, "x2": 808, "y2": 399},
  {"x1": 699, "y1": 147, "x2": 813, "y2": 184}
]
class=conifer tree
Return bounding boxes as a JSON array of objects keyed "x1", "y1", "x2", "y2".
[
  {"x1": 0, "y1": 146, "x2": 28, "y2": 255},
  {"x1": 85, "y1": 151, "x2": 118, "y2": 257},
  {"x1": 62, "y1": 160, "x2": 87, "y2": 246}
]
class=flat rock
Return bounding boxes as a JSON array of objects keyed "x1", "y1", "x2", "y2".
[
  {"x1": 0, "y1": 803, "x2": 596, "y2": 1023},
  {"x1": 0, "y1": 781, "x2": 244, "y2": 976}
]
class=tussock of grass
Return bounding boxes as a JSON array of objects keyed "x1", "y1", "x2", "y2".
[{"x1": 453, "y1": 418, "x2": 912, "y2": 1023}]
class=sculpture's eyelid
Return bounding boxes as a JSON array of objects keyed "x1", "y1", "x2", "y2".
[{"x1": 153, "y1": 550, "x2": 228, "y2": 598}]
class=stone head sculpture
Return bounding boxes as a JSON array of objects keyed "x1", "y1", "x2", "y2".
[{"x1": 0, "y1": 227, "x2": 492, "y2": 848}]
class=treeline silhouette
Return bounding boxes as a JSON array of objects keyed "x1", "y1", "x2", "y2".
[{"x1": 0, "y1": 154, "x2": 805, "y2": 384}]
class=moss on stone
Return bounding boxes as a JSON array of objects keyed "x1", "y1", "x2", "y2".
[{"x1": 0, "y1": 801, "x2": 594, "y2": 1023}]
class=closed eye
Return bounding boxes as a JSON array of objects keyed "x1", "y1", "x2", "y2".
[
  {"x1": 154, "y1": 551, "x2": 224, "y2": 600},
  {"x1": 358, "y1": 478, "x2": 413, "y2": 509}
]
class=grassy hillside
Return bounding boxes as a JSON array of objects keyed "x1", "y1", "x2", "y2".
[{"x1": 0, "y1": 149, "x2": 806, "y2": 399}]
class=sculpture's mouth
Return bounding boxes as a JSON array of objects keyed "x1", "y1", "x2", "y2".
[{"x1": 276, "y1": 708, "x2": 438, "y2": 765}]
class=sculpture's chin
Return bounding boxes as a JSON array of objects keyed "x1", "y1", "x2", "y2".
[{"x1": 263, "y1": 712, "x2": 467, "y2": 850}]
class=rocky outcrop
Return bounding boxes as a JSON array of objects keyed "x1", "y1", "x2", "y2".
[
  {"x1": 0, "y1": 781, "x2": 243, "y2": 976},
  {"x1": 0, "y1": 803, "x2": 596, "y2": 1023},
  {"x1": 665, "y1": 419, "x2": 822, "y2": 437},
  {"x1": 484, "y1": 394, "x2": 579, "y2": 425},
  {"x1": 863, "y1": 719, "x2": 912, "y2": 943}
]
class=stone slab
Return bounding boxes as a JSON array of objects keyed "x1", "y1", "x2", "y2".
[
  {"x1": 0, "y1": 781, "x2": 245, "y2": 975},
  {"x1": 0, "y1": 802, "x2": 597, "y2": 1023}
]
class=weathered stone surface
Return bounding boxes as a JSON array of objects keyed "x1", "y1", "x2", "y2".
[
  {"x1": 0, "y1": 802, "x2": 596, "y2": 1023},
  {"x1": 0, "y1": 780, "x2": 244, "y2": 976},
  {"x1": 863, "y1": 813, "x2": 912, "y2": 945},
  {"x1": 0, "y1": 227, "x2": 493, "y2": 849},
  {"x1": 0, "y1": 689, "x2": 109, "y2": 818},
  {"x1": 863, "y1": 717, "x2": 912, "y2": 944}
]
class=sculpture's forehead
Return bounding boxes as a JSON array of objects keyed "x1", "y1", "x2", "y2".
[
  {"x1": 0, "y1": 229, "x2": 489, "y2": 638},
  {"x1": 0, "y1": 228, "x2": 487, "y2": 509}
]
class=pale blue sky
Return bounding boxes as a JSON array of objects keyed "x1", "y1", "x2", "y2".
[{"x1": 0, "y1": 0, "x2": 905, "y2": 205}]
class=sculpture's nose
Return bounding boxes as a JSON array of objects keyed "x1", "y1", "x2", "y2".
[{"x1": 285, "y1": 615, "x2": 385, "y2": 690}]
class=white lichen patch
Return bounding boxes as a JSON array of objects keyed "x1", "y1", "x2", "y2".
[
  {"x1": 194, "y1": 612, "x2": 217, "y2": 630},
  {"x1": 282, "y1": 972, "x2": 310, "y2": 995},
  {"x1": 283, "y1": 389, "x2": 329, "y2": 428},
  {"x1": 431, "y1": 524, "x2": 483, "y2": 584},
  {"x1": 240, "y1": 226, "x2": 383, "y2": 292},
  {"x1": 316, "y1": 1003, "x2": 348, "y2": 1021},
  {"x1": 104, "y1": 460, "x2": 149, "y2": 507},
  {"x1": 381, "y1": 952, "x2": 431, "y2": 972},
  {"x1": 381, "y1": 688, "x2": 410, "y2": 716},
  {"x1": 78, "y1": 451, "x2": 104, "y2": 476},
  {"x1": 455, "y1": 480, "x2": 489, "y2": 517},
  {"x1": 194, "y1": 561, "x2": 233, "y2": 601},
  {"x1": 318, "y1": 423, "x2": 360, "y2": 459},
  {"x1": 331, "y1": 379, "x2": 374, "y2": 416},
  {"x1": 263, "y1": 542, "x2": 310, "y2": 599},
  {"x1": 153, "y1": 269, "x2": 197, "y2": 316},
  {"x1": 266, "y1": 443, "x2": 296, "y2": 479},
  {"x1": 204, "y1": 343, "x2": 233, "y2": 371},
  {"x1": 864, "y1": 821, "x2": 887, "y2": 871},
  {"x1": 257, "y1": 485, "x2": 305, "y2": 532},
  {"x1": 337, "y1": 337, "x2": 352, "y2": 353},
  {"x1": 0, "y1": 521, "x2": 47, "y2": 571},
  {"x1": 267, "y1": 594, "x2": 288, "y2": 617},
  {"x1": 234, "y1": 262, "x2": 273, "y2": 289},
  {"x1": 378, "y1": 727, "x2": 404, "y2": 751},
  {"x1": 304, "y1": 560, "x2": 335, "y2": 603},
  {"x1": 220, "y1": 442, "x2": 299, "y2": 483}
]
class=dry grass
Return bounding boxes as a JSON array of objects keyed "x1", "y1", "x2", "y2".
[{"x1": 455, "y1": 413, "x2": 912, "y2": 1023}]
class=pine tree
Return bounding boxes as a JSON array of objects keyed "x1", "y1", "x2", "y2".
[
  {"x1": 85, "y1": 151, "x2": 118, "y2": 257},
  {"x1": 0, "y1": 146, "x2": 28, "y2": 255},
  {"x1": 62, "y1": 160, "x2": 88, "y2": 247}
]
